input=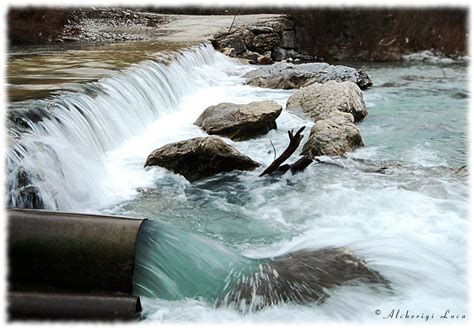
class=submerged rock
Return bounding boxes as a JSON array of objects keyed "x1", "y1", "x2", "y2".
[
  {"x1": 244, "y1": 62, "x2": 373, "y2": 90},
  {"x1": 144, "y1": 136, "x2": 260, "y2": 182},
  {"x1": 195, "y1": 101, "x2": 282, "y2": 141},
  {"x1": 286, "y1": 80, "x2": 367, "y2": 122},
  {"x1": 222, "y1": 247, "x2": 389, "y2": 312},
  {"x1": 10, "y1": 167, "x2": 44, "y2": 209},
  {"x1": 301, "y1": 111, "x2": 364, "y2": 157}
]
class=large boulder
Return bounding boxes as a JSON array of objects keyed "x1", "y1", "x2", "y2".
[
  {"x1": 301, "y1": 111, "x2": 364, "y2": 157},
  {"x1": 194, "y1": 101, "x2": 282, "y2": 141},
  {"x1": 221, "y1": 247, "x2": 389, "y2": 311},
  {"x1": 244, "y1": 62, "x2": 373, "y2": 90},
  {"x1": 144, "y1": 137, "x2": 260, "y2": 181},
  {"x1": 286, "y1": 80, "x2": 368, "y2": 122}
]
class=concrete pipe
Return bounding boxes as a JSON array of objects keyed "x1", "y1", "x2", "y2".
[
  {"x1": 8, "y1": 209, "x2": 146, "y2": 294},
  {"x1": 8, "y1": 291, "x2": 142, "y2": 321}
]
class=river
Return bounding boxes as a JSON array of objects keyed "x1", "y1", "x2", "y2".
[{"x1": 6, "y1": 43, "x2": 469, "y2": 322}]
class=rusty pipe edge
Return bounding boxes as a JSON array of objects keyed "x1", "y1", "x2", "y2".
[
  {"x1": 8, "y1": 209, "x2": 147, "y2": 295},
  {"x1": 8, "y1": 291, "x2": 142, "y2": 321}
]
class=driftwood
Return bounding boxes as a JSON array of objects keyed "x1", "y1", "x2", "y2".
[{"x1": 260, "y1": 127, "x2": 312, "y2": 176}]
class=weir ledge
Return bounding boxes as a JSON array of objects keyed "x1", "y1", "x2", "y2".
[{"x1": 7, "y1": 209, "x2": 146, "y2": 321}]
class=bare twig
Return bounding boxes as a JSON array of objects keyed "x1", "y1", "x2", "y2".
[
  {"x1": 260, "y1": 126, "x2": 306, "y2": 177},
  {"x1": 269, "y1": 139, "x2": 277, "y2": 161},
  {"x1": 228, "y1": 14, "x2": 237, "y2": 34}
]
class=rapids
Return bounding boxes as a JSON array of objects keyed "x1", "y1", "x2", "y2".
[{"x1": 6, "y1": 43, "x2": 469, "y2": 322}]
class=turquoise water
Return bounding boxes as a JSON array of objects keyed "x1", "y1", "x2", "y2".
[
  {"x1": 362, "y1": 63, "x2": 468, "y2": 167},
  {"x1": 125, "y1": 61, "x2": 469, "y2": 322},
  {"x1": 7, "y1": 45, "x2": 469, "y2": 322}
]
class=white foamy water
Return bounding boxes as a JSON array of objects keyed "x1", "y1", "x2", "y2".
[{"x1": 7, "y1": 44, "x2": 469, "y2": 323}]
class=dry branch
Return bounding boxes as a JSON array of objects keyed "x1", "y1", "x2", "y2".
[{"x1": 260, "y1": 126, "x2": 306, "y2": 176}]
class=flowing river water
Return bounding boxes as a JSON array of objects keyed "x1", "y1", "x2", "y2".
[{"x1": 6, "y1": 43, "x2": 469, "y2": 322}]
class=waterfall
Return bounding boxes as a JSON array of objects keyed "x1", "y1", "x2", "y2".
[{"x1": 6, "y1": 44, "x2": 238, "y2": 211}]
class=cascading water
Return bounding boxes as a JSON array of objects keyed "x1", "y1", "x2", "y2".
[
  {"x1": 133, "y1": 220, "x2": 258, "y2": 305},
  {"x1": 7, "y1": 44, "x2": 244, "y2": 211},
  {"x1": 6, "y1": 42, "x2": 469, "y2": 322},
  {"x1": 133, "y1": 220, "x2": 391, "y2": 315}
]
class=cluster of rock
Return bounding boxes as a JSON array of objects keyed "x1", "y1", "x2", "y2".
[
  {"x1": 144, "y1": 83, "x2": 367, "y2": 181},
  {"x1": 145, "y1": 100, "x2": 283, "y2": 181},
  {"x1": 145, "y1": 52, "x2": 370, "y2": 181},
  {"x1": 287, "y1": 80, "x2": 367, "y2": 157},
  {"x1": 211, "y1": 17, "x2": 317, "y2": 65}
]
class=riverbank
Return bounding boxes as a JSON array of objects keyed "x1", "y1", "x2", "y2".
[{"x1": 8, "y1": 7, "x2": 467, "y2": 61}]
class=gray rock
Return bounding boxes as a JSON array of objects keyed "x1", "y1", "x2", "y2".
[
  {"x1": 281, "y1": 30, "x2": 296, "y2": 49},
  {"x1": 250, "y1": 33, "x2": 280, "y2": 53},
  {"x1": 244, "y1": 62, "x2": 373, "y2": 90},
  {"x1": 286, "y1": 80, "x2": 367, "y2": 122},
  {"x1": 144, "y1": 136, "x2": 260, "y2": 182},
  {"x1": 301, "y1": 111, "x2": 364, "y2": 157},
  {"x1": 271, "y1": 47, "x2": 288, "y2": 61},
  {"x1": 194, "y1": 101, "x2": 282, "y2": 141},
  {"x1": 222, "y1": 247, "x2": 389, "y2": 312}
]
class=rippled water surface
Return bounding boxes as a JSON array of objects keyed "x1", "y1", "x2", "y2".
[{"x1": 6, "y1": 44, "x2": 469, "y2": 322}]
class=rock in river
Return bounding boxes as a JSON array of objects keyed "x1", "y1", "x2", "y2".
[
  {"x1": 222, "y1": 247, "x2": 389, "y2": 311},
  {"x1": 144, "y1": 136, "x2": 260, "y2": 182},
  {"x1": 286, "y1": 80, "x2": 367, "y2": 123},
  {"x1": 244, "y1": 62, "x2": 373, "y2": 90},
  {"x1": 194, "y1": 101, "x2": 282, "y2": 141},
  {"x1": 301, "y1": 111, "x2": 364, "y2": 157}
]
